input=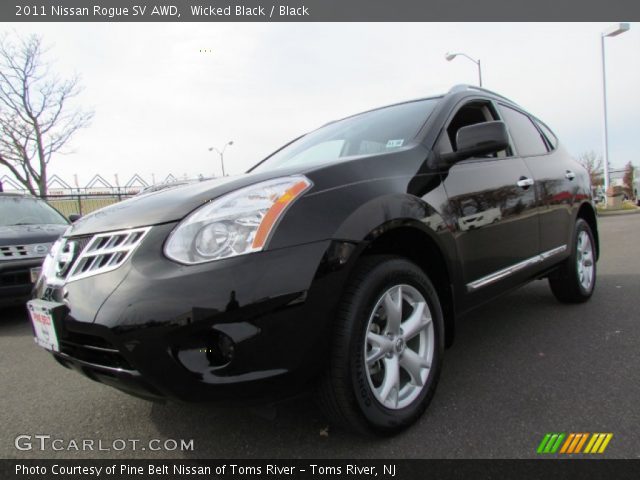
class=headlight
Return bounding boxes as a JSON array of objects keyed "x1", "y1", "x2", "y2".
[{"x1": 164, "y1": 176, "x2": 312, "y2": 264}]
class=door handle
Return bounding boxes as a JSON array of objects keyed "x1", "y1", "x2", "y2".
[
  {"x1": 565, "y1": 170, "x2": 576, "y2": 180},
  {"x1": 516, "y1": 177, "x2": 535, "y2": 188}
]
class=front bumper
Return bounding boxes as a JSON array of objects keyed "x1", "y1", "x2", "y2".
[
  {"x1": 36, "y1": 223, "x2": 357, "y2": 403},
  {"x1": 0, "y1": 258, "x2": 42, "y2": 307}
]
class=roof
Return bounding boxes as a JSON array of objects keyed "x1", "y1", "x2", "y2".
[
  {"x1": 321, "y1": 84, "x2": 520, "y2": 128},
  {"x1": 447, "y1": 84, "x2": 520, "y2": 106}
]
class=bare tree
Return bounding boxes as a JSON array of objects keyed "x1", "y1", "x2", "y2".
[
  {"x1": 577, "y1": 151, "x2": 603, "y2": 187},
  {"x1": 622, "y1": 161, "x2": 635, "y2": 199},
  {"x1": 0, "y1": 34, "x2": 93, "y2": 196}
]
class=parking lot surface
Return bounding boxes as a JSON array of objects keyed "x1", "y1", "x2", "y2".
[{"x1": 1, "y1": 214, "x2": 639, "y2": 459}]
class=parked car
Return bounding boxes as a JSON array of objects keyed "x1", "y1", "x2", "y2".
[
  {"x1": 29, "y1": 85, "x2": 598, "y2": 435},
  {"x1": 1, "y1": 193, "x2": 69, "y2": 307}
]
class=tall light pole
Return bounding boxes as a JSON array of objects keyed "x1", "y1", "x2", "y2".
[
  {"x1": 600, "y1": 23, "x2": 630, "y2": 205},
  {"x1": 209, "y1": 140, "x2": 234, "y2": 177},
  {"x1": 445, "y1": 52, "x2": 482, "y2": 87}
]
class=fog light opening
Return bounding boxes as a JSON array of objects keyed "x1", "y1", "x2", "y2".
[{"x1": 205, "y1": 331, "x2": 235, "y2": 368}]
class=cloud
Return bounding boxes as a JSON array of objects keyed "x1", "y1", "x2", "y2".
[{"x1": 1, "y1": 22, "x2": 637, "y2": 187}]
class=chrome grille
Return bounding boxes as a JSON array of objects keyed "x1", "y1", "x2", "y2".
[
  {"x1": 44, "y1": 227, "x2": 151, "y2": 284},
  {"x1": 55, "y1": 237, "x2": 91, "y2": 278},
  {"x1": 0, "y1": 243, "x2": 52, "y2": 260},
  {"x1": 65, "y1": 227, "x2": 151, "y2": 282}
]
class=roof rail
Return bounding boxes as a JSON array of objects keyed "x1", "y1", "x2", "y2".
[{"x1": 448, "y1": 84, "x2": 519, "y2": 106}]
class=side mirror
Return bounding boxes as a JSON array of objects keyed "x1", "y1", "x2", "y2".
[
  {"x1": 68, "y1": 214, "x2": 81, "y2": 223},
  {"x1": 441, "y1": 121, "x2": 509, "y2": 165}
]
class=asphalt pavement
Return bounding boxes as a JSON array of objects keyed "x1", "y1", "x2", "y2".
[{"x1": 1, "y1": 214, "x2": 639, "y2": 459}]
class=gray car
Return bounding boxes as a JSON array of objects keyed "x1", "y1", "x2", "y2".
[{"x1": 0, "y1": 193, "x2": 68, "y2": 307}]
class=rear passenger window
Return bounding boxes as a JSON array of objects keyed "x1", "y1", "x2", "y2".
[{"x1": 499, "y1": 105, "x2": 548, "y2": 156}]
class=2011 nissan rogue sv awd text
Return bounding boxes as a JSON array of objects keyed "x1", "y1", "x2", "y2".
[{"x1": 29, "y1": 85, "x2": 599, "y2": 435}]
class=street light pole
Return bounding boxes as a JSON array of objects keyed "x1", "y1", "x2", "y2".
[
  {"x1": 445, "y1": 52, "x2": 482, "y2": 87},
  {"x1": 209, "y1": 140, "x2": 234, "y2": 177},
  {"x1": 600, "y1": 23, "x2": 630, "y2": 206}
]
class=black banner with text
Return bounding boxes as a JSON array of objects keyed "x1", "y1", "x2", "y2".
[
  {"x1": 2, "y1": 459, "x2": 640, "y2": 480},
  {"x1": 2, "y1": 0, "x2": 640, "y2": 22}
]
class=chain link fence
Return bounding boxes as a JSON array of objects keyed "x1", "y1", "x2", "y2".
[{"x1": 44, "y1": 192, "x2": 136, "y2": 217}]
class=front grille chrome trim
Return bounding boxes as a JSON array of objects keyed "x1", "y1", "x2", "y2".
[
  {"x1": 63, "y1": 227, "x2": 151, "y2": 283},
  {"x1": 45, "y1": 227, "x2": 151, "y2": 285}
]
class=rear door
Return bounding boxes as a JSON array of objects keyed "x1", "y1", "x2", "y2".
[{"x1": 497, "y1": 105, "x2": 574, "y2": 256}]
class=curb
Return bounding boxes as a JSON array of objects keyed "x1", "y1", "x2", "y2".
[{"x1": 597, "y1": 208, "x2": 640, "y2": 217}]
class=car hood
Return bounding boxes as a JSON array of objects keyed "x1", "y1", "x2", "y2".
[
  {"x1": 0, "y1": 224, "x2": 68, "y2": 246},
  {"x1": 67, "y1": 169, "x2": 301, "y2": 237},
  {"x1": 67, "y1": 145, "x2": 433, "y2": 237}
]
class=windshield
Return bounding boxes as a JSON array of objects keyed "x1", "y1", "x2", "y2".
[
  {"x1": 251, "y1": 98, "x2": 439, "y2": 173},
  {"x1": 0, "y1": 197, "x2": 68, "y2": 226}
]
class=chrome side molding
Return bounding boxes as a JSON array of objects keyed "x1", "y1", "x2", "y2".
[{"x1": 467, "y1": 245, "x2": 567, "y2": 292}]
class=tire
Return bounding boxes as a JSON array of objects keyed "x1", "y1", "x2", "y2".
[
  {"x1": 318, "y1": 255, "x2": 444, "y2": 435},
  {"x1": 548, "y1": 218, "x2": 597, "y2": 303}
]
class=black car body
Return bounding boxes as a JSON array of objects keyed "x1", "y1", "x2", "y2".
[
  {"x1": 29, "y1": 85, "x2": 599, "y2": 434},
  {"x1": 1, "y1": 194, "x2": 68, "y2": 307}
]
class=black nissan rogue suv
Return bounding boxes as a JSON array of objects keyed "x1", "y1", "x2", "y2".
[{"x1": 29, "y1": 85, "x2": 598, "y2": 434}]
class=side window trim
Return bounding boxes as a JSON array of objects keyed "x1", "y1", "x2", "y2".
[
  {"x1": 531, "y1": 116, "x2": 558, "y2": 152},
  {"x1": 487, "y1": 99, "x2": 518, "y2": 158}
]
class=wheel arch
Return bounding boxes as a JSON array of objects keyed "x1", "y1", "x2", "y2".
[
  {"x1": 354, "y1": 220, "x2": 457, "y2": 348},
  {"x1": 576, "y1": 201, "x2": 599, "y2": 260}
]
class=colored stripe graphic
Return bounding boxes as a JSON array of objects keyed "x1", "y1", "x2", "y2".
[
  {"x1": 538, "y1": 433, "x2": 613, "y2": 454},
  {"x1": 567, "y1": 433, "x2": 584, "y2": 453},
  {"x1": 544, "y1": 434, "x2": 559, "y2": 453},
  {"x1": 559, "y1": 433, "x2": 575, "y2": 454},
  {"x1": 584, "y1": 433, "x2": 613, "y2": 454},
  {"x1": 537, "y1": 433, "x2": 565, "y2": 454},
  {"x1": 574, "y1": 433, "x2": 589, "y2": 453},
  {"x1": 550, "y1": 433, "x2": 565, "y2": 453},
  {"x1": 537, "y1": 434, "x2": 552, "y2": 454}
]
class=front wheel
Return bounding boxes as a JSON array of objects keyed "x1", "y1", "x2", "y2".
[
  {"x1": 548, "y1": 218, "x2": 597, "y2": 303},
  {"x1": 318, "y1": 255, "x2": 444, "y2": 435}
]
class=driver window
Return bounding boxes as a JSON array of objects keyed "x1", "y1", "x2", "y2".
[{"x1": 444, "y1": 101, "x2": 511, "y2": 158}]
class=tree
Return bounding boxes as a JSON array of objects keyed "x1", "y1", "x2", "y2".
[
  {"x1": 622, "y1": 161, "x2": 635, "y2": 200},
  {"x1": 0, "y1": 34, "x2": 93, "y2": 196},
  {"x1": 577, "y1": 151, "x2": 603, "y2": 187}
]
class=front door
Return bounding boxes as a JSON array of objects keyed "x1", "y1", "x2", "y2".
[
  {"x1": 443, "y1": 156, "x2": 539, "y2": 290},
  {"x1": 436, "y1": 99, "x2": 540, "y2": 304}
]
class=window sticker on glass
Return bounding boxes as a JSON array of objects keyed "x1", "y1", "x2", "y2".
[{"x1": 386, "y1": 139, "x2": 404, "y2": 148}]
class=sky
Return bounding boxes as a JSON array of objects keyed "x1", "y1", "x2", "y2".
[{"x1": 0, "y1": 22, "x2": 638, "y2": 189}]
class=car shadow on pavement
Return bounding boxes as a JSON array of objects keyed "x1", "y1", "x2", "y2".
[
  {"x1": 148, "y1": 394, "x2": 358, "y2": 457},
  {"x1": 0, "y1": 305, "x2": 31, "y2": 337},
  {"x1": 146, "y1": 280, "x2": 580, "y2": 458},
  {"x1": 148, "y1": 271, "x2": 640, "y2": 459}
]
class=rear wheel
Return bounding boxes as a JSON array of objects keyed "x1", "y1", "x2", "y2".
[
  {"x1": 548, "y1": 218, "x2": 597, "y2": 303},
  {"x1": 318, "y1": 255, "x2": 444, "y2": 435}
]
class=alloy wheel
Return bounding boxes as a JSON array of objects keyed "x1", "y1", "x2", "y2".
[
  {"x1": 364, "y1": 284, "x2": 434, "y2": 410},
  {"x1": 576, "y1": 230, "x2": 594, "y2": 291}
]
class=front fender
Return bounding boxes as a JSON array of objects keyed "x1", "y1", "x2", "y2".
[{"x1": 333, "y1": 192, "x2": 448, "y2": 241}]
